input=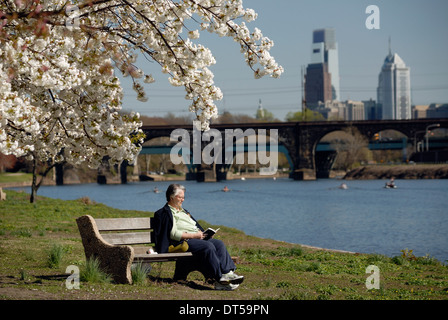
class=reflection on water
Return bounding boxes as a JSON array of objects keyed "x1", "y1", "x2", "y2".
[{"x1": 11, "y1": 178, "x2": 448, "y2": 262}]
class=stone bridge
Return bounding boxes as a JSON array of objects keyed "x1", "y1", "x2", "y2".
[{"x1": 141, "y1": 118, "x2": 448, "y2": 181}]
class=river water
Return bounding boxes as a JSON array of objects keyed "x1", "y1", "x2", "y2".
[{"x1": 11, "y1": 178, "x2": 448, "y2": 263}]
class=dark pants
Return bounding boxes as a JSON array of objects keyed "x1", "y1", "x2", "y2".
[{"x1": 186, "y1": 238, "x2": 236, "y2": 281}]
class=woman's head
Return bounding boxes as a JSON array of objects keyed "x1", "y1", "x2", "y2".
[{"x1": 166, "y1": 184, "x2": 186, "y2": 202}]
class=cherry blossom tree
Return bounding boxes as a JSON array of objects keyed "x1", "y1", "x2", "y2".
[{"x1": 0, "y1": 0, "x2": 283, "y2": 202}]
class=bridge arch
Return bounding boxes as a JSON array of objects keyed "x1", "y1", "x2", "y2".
[
  {"x1": 316, "y1": 128, "x2": 370, "y2": 175},
  {"x1": 138, "y1": 136, "x2": 178, "y2": 176},
  {"x1": 210, "y1": 130, "x2": 294, "y2": 179}
]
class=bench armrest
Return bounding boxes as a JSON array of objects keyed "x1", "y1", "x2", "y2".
[{"x1": 76, "y1": 215, "x2": 134, "y2": 284}]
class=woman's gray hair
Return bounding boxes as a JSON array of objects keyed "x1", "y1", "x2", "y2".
[{"x1": 166, "y1": 184, "x2": 186, "y2": 202}]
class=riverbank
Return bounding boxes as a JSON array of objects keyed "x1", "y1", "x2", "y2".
[
  {"x1": 0, "y1": 171, "x2": 291, "y2": 188},
  {"x1": 1, "y1": 164, "x2": 447, "y2": 192},
  {"x1": 0, "y1": 189, "x2": 447, "y2": 301},
  {"x1": 343, "y1": 164, "x2": 448, "y2": 180}
]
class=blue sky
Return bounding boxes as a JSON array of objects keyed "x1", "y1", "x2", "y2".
[{"x1": 119, "y1": 0, "x2": 448, "y2": 121}]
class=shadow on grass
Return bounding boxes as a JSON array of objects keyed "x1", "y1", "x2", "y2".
[{"x1": 148, "y1": 275, "x2": 212, "y2": 291}]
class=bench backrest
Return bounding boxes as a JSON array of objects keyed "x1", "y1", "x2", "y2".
[{"x1": 95, "y1": 217, "x2": 154, "y2": 246}]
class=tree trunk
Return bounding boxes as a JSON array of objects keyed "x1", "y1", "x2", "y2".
[
  {"x1": 29, "y1": 157, "x2": 59, "y2": 203},
  {"x1": 30, "y1": 157, "x2": 38, "y2": 203}
]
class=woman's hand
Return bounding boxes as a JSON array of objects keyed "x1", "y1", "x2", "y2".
[{"x1": 196, "y1": 231, "x2": 205, "y2": 240}]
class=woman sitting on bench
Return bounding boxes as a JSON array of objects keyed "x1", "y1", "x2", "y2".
[{"x1": 153, "y1": 184, "x2": 244, "y2": 290}]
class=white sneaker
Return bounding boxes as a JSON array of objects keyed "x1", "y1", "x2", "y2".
[
  {"x1": 214, "y1": 281, "x2": 239, "y2": 291},
  {"x1": 219, "y1": 270, "x2": 244, "y2": 285}
]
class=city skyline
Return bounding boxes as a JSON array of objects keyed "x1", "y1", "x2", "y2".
[{"x1": 119, "y1": 0, "x2": 448, "y2": 121}]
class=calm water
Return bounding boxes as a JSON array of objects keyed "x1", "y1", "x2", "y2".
[{"x1": 11, "y1": 178, "x2": 448, "y2": 262}]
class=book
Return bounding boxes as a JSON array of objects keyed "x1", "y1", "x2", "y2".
[{"x1": 203, "y1": 227, "x2": 220, "y2": 240}]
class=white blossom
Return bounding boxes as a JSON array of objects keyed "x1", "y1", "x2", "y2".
[
  {"x1": 0, "y1": 0, "x2": 283, "y2": 173},
  {"x1": 188, "y1": 30, "x2": 200, "y2": 39}
]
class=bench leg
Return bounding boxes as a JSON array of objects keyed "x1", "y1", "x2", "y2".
[
  {"x1": 173, "y1": 257, "x2": 210, "y2": 282},
  {"x1": 96, "y1": 246, "x2": 134, "y2": 284},
  {"x1": 173, "y1": 261, "x2": 191, "y2": 281}
]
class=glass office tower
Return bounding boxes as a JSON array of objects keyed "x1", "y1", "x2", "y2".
[
  {"x1": 377, "y1": 51, "x2": 411, "y2": 120},
  {"x1": 311, "y1": 28, "x2": 340, "y2": 101}
]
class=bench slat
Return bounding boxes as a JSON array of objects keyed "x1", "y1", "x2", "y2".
[
  {"x1": 134, "y1": 252, "x2": 193, "y2": 263},
  {"x1": 95, "y1": 218, "x2": 151, "y2": 231},
  {"x1": 101, "y1": 232, "x2": 152, "y2": 245}
]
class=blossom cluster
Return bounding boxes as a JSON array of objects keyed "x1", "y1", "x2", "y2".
[
  {"x1": 0, "y1": 23, "x2": 144, "y2": 167},
  {"x1": 104, "y1": 0, "x2": 283, "y2": 129},
  {"x1": 0, "y1": 0, "x2": 282, "y2": 168}
]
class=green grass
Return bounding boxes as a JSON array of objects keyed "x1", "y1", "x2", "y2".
[
  {"x1": 0, "y1": 173, "x2": 33, "y2": 184},
  {"x1": 0, "y1": 189, "x2": 447, "y2": 300}
]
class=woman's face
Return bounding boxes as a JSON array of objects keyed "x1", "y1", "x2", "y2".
[{"x1": 172, "y1": 190, "x2": 185, "y2": 208}]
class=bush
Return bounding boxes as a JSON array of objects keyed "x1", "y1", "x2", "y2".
[
  {"x1": 47, "y1": 244, "x2": 66, "y2": 268},
  {"x1": 131, "y1": 262, "x2": 151, "y2": 285},
  {"x1": 416, "y1": 255, "x2": 442, "y2": 266},
  {"x1": 392, "y1": 255, "x2": 409, "y2": 266},
  {"x1": 80, "y1": 257, "x2": 112, "y2": 284}
]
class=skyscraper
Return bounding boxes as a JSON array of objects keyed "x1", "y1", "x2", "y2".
[
  {"x1": 377, "y1": 44, "x2": 412, "y2": 120},
  {"x1": 310, "y1": 28, "x2": 340, "y2": 101},
  {"x1": 305, "y1": 63, "x2": 332, "y2": 108}
]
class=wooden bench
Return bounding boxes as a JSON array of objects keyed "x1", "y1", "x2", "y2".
[{"x1": 76, "y1": 215, "x2": 194, "y2": 284}]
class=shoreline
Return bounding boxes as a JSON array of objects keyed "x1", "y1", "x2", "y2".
[
  {"x1": 2, "y1": 165, "x2": 448, "y2": 189},
  {"x1": 343, "y1": 164, "x2": 448, "y2": 180}
]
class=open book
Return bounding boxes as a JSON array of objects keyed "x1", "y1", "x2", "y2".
[{"x1": 203, "y1": 227, "x2": 220, "y2": 240}]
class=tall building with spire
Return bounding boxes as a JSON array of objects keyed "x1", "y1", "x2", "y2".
[{"x1": 377, "y1": 41, "x2": 412, "y2": 120}]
